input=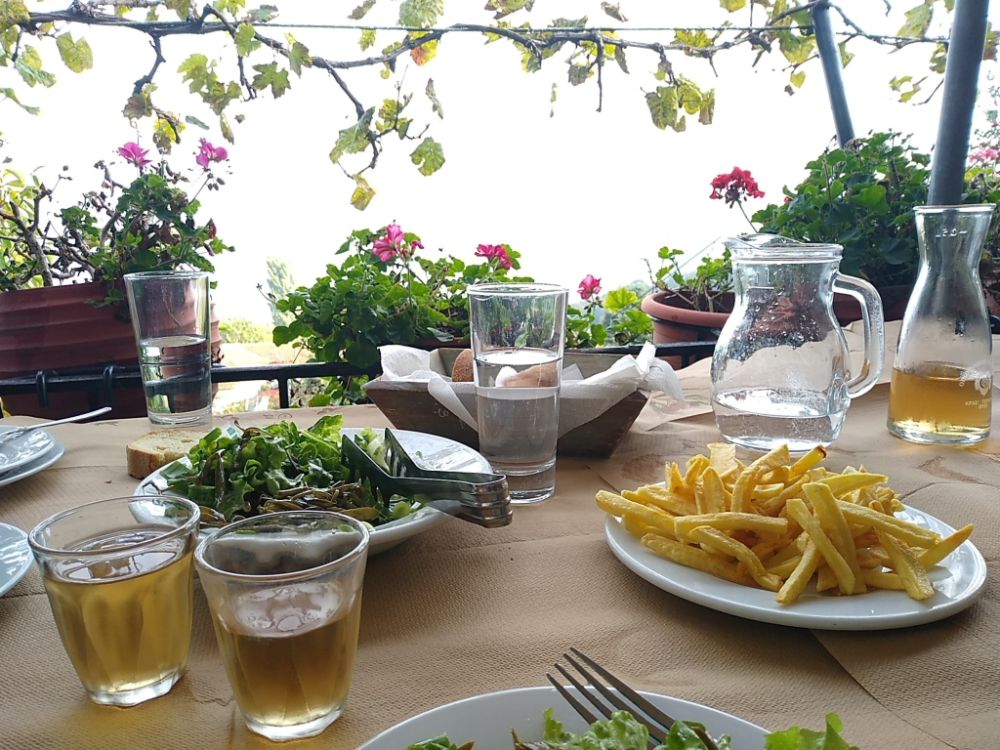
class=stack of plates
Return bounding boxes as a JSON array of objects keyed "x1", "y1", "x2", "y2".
[{"x1": 0, "y1": 427, "x2": 65, "y2": 489}]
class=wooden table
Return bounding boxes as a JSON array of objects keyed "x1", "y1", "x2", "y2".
[{"x1": 0, "y1": 393, "x2": 997, "y2": 749}]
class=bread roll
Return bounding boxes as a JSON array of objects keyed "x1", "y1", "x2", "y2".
[
  {"x1": 451, "y1": 349, "x2": 474, "y2": 382},
  {"x1": 126, "y1": 430, "x2": 204, "y2": 479}
]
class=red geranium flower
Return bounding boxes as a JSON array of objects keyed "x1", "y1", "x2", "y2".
[{"x1": 709, "y1": 167, "x2": 765, "y2": 207}]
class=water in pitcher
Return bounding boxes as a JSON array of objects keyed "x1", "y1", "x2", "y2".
[
  {"x1": 475, "y1": 348, "x2": 560, "y2": 502},
  {"x1": 138, "y1": 334, "x2": 211, "y2": 424}
]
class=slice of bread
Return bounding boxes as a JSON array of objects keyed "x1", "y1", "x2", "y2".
[{"x1": 126, "y1": 430, "x2": 204, "y2": 479}]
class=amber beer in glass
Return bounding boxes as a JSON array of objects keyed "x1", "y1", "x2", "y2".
[
  {"x1": 28, "y1": 495, "x2": 200, "y2": 706},
  {"x1": 195, "y1": 511, "x2": 369, "y2": 742}
]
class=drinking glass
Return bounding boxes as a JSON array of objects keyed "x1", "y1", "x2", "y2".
[
  {"x1": 468, "y1": 283, "x2": 568, "y2": 504},
  {"x1": 124, "y1": 270, "x2": 212, "y2": 425},
  {"x1": 195, "y1": 511, "x2": 370, "y2": 742},
  {"x1": 28, "y1": 495, "x2": 200, "y2": 706}
]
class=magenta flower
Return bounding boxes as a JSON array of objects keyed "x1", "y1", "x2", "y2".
[
  {"x1": 118, "y1": 142, "x2": 151, "y2": 169},
  {"x1": 710, "y1": 167, "x2": 765, "y2": 206},
  {"x1": 196, "y1": 138, "x2": 229, "y2": 169},
  {"x1": 373, "y1": 224, "x2": 422, "y2": 262},
  {"x1": 475, "y1": 243, "x2": 513, "y2": 270},
  {"x1": 577, "y1": 274, "x2": 602, "y2": 300}
]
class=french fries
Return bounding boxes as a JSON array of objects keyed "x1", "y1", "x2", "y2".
[{"x1": 597, "y1": 443, "x2": 975, "y2": 606}]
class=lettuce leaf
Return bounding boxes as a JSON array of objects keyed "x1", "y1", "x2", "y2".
[{"x1": 764, "y1": 713, "x2": 859, "y2": 750}]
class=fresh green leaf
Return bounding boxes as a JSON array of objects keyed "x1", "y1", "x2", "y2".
[
  {"x1": 330, "y1": 108, "x2": 375, "y2": 163},
  {"x1": 410, "y1": 137, "x2": 445, "y2": 175},
  {"x1": 399, "y1": 0, "x2": 443, "y2": 27},
  {"x1": 234, "y1": 23, "x2": 261, "y2": 56},
  {"x1": 359, "y1": 28, "x2": 377, "y2": 50},
  {"x1": 251, "y1": 61, "x2": 290, "y2": 97}
]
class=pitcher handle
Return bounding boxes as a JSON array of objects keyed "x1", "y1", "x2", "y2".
[{"x1": 834, "y1": 273, "x2": 885, "y2": 398}]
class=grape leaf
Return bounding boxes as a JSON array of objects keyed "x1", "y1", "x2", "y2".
[
  {"x1": 351, "y1": 174, "x2": 375, "y2": 210},
  {"x1": 410, "y1": 137, "x2": 445, "y2": 175},
  {"x1": 56, "y1": 33, "x2": 93, "y2": 73}
]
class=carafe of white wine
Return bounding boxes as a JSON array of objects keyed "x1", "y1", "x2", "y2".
[{"x1": 888, "y1": 205, "x2": 996, "y2": 445}]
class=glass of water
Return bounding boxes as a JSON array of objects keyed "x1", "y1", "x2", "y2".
[
  {"x1": 124, "y1": 270, "x2": 212, "y2": 425},
  {"x1": 469, "y1": 283, "x2": 568, "y2": 504}
]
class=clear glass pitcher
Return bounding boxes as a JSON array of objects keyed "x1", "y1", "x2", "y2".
[
  {"x1": 888, "y1": 205, "x2": 996, "y2": 445},
  {"x1": 710, "y1": 235, "x2": 885, "y2": 451}
]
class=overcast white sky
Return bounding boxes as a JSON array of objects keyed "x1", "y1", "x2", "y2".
[{"x1": 4, "y1": 2, "x2": 999, "y2": 321}]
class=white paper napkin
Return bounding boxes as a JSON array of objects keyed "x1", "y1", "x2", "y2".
[{"x1": 371, "y1": 344, "x2": 683, "y2": 437}]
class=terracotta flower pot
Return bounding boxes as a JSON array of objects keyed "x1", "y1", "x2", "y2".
[
  {"x1": 640, "y1": 290, "x2": 733, "y2": 366},
  {"x1": 0, "y1": 281, "x2": 222, "y2": 419}
]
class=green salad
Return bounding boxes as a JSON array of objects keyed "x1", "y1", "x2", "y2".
[
  {"x1": 160, "y1": 416, "x2": 419, "y2": 528},
  {"x1": 405, "y1": 710, "x2": 858, "y2": 750}
]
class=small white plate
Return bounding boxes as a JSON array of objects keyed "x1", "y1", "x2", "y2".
[
  {"x1": 0, "y1": 522, "x2": 32, "y2": 597},
  {"x1": 0, "y1": 427, "x2": 55, "y2": 474},
  {"x1": 135, "y1": 427, "x2": 501, "y2": 555},
  {"x1": 357, "y1": 685, "x2": 766, "y2": 750},
  {"x1": 605, "y1": 505, "x2": 987, "y2": 630},
  {"x1": 0, "y1": 439, "x2": 66, "y2": 489}
]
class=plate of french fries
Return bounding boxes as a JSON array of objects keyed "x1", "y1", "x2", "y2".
[{"x1": 596, "y1": 443, "x2": 987, "y2": 630}]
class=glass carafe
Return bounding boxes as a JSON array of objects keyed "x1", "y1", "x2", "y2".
[
  {"x1": 711, "y1": 235, "x2": 885, "y2": 451},
  {"x1": 888, "y1": 205, "x2": 996, "y2": 445}
]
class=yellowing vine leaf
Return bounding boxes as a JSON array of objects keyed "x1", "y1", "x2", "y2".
[
  {"x1": 56, "y1": 32, "x2": 92, "y2": 73},
  {"x1": 351, "y1": 174, "x2": 375, "y2": 210},
  {"x1": 330, "y1": 108, "x2": 375, "y2": 163}
]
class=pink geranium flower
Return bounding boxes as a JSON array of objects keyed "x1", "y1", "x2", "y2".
[
  {"x1": 577, "y1": 274, "x2": 601, "y2": 300},
  {"x1": 969, "y1": 146, "x2": 1000, "y2": 165},
  {"x1": 196, "y1": 138, "x2": 229, "y2": 168},
  {"x1": 710, "y1": 167, "x2": 765, "y2": 207},
  {"x1": 475, "y1": 243, "x2": 512, "y2": 270},
  {"x1": 118, "y1": 142, "x2": 151, "y2": 169},
  {"x1": 373, "y1": 223, "x2": 422, "y2": 262}
]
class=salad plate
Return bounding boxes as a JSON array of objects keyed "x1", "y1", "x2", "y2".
[
  {"x1": 605, "y1": 505, "x2": 987, "y2": 630},
  {"x1": 0, "y1": 439, "x2": 66, "y2": 489},
  {"x1": 0, "y1": 522, "x2": 32, "y2": 597},
  {"x1": 0, "y1": 427, "x2": 56, "y2": 474},
  {"x1": 135, "y1": 427, "x2": 496, "y2": 555},
  {"x1": 356, "y1": 685, "x2": 767, "y2": 750}
]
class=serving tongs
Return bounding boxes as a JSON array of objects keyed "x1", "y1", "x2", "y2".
[{"x1": 341, "y1": 429, "x2": 512, "y2": 529}]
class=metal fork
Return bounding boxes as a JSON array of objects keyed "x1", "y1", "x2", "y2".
[
  {"x1": 340, "y1": 429, "x2": 512, "y2": 529},
  {"x1": 547, "y1": 648, "x2": 720, "y2": 750}
]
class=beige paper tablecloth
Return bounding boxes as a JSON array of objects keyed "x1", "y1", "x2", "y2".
[{"x1": 1, "y1": 393, "x2": 997, "y2": 749}]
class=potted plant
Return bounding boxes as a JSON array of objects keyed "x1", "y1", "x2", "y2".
[
  {"x1": 0, "y1": 136, "x2": 234, "y2": 417},
  {"x1": 565, "y1": 273, "x2": 654, "y2": 349},
  {"x1": 270, "y1": 224, "x2": 531, "y2": 405},
  {"x1": 640, "y1": 166, "x2": 764, "y2": 354},
  {"x1": 752, "y1": 131, "x2": 933, "y2": 322}
]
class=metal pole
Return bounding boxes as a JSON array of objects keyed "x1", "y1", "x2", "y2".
[
  {"x1": 929, "y1": 0, "x2": 991, "y2": 205},
  {"x1": 812, "y1": 0, "x2": 855, "y2": 145}
]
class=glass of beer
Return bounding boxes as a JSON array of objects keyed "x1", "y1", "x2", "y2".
[
  {"x1": 194, "y1": 511, "x2": 369, "y2": 742},
  {"x1": 28, "y1": 495, "x2": 200, "y2": 706}
]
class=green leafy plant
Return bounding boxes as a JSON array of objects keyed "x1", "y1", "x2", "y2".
[
  {"x1": 648, "y1": 244, "x2": 734, "y2": 313},
  {"x1": 0, "y1": 135, "x2": 233, "y2": 304},
  {"x1": 752, "y1": 132, "x2": 931, "y2": 289},
  {"x1": 565, "y1": 273, "x2": 652, "y2": 348},
  {"x1": 271, "y1": 225, "x2": 531, "y2": 373}
]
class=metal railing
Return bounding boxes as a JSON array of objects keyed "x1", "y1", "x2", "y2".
[{"x1": 0, "y1": 341, "x2": 719, "y2": 412}]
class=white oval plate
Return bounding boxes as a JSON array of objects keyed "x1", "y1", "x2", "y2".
[
  {"x1": 0, "y1": 427, "x2": 55, "y2": 474},
  {"x1": 357, "y1": 685, "x2": 766, "y2": 750},
  {"x1": 0, "y1": 522, "x2": 32, "y2": 597},
  {"x1": 605, "y1": 505, "x2": 987, "y2": 630},
  {"x1": 134, "y1": 427, "x2": 500, "y2": 555},
  {"x1": 0, "y1": 439, "x2": 66, "y2": 489}
]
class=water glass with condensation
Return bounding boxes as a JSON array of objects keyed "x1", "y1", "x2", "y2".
[
  {"x1": 28, "y1": 495, "x2": 200, "y2": 706},
  {"x1": 195, "y1": 511, "x2": 370, "y2": 742},
  {"x1": 468, "y1": 283, "x2": 568, "y2": 504},
  {"x1": 124, "y1": 270, "x2": 212, "y2": 425}
]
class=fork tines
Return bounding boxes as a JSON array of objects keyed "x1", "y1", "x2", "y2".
[{"x1": 547, "y1": 647, "x2": 719, "y2": 750}]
